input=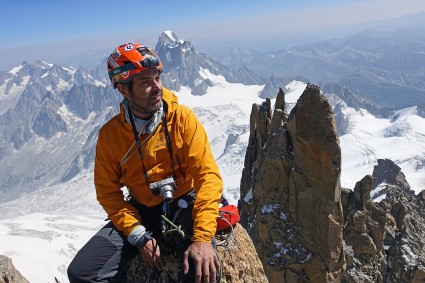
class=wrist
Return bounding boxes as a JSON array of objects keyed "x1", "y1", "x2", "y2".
[
  {"x1": 127, "y1": 226, "x2": 153, "y2": 249},
  {"x1": 136, "y1": 231, "x2": 153, "y2": 249}
]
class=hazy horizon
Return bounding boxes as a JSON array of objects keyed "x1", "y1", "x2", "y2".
[{"x1": 1, "y1": 0, "x2": 424, "y2": 71}]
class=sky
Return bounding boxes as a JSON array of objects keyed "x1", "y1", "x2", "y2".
[{"x1": 0, "y1": 0, "x2": 424, "y2": 70}]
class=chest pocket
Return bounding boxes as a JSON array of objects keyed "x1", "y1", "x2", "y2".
[{"x1": 145, "y1": 131, "x2": 168, "y2": 165}]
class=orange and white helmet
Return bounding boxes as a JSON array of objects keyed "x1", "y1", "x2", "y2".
[{"x1": 107, "y1": 43, "x2": 163, "y2": 88}]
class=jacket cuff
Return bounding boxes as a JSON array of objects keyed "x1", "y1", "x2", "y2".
[
  {"x1": 192, "y1": 233, "x2": 214, "y2": 243},
  {"x1": 127, "y1": 226, "x2": 153, "y2": 249}
]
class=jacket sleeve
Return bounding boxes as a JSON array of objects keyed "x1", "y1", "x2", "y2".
[
  {"x1": 94, "y1": 128, "x2": 142, "y2": 237},
  {"x1": 182, "y1": 110, "x2": 223, "y2": 242}
]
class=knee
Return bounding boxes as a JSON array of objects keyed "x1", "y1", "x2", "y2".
[{"x1": 67, "y1": 257, "x2": 87, "y2": 283}]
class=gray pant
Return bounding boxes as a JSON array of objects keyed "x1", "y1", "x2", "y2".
[{"x1": 67, "y1": 193, "x2": 198, "y2": 283}]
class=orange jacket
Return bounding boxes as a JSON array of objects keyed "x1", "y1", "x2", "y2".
[{"x1": 94, "y1": 88, "x2": 223, "y2": 242}]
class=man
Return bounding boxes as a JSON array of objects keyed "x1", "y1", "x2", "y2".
[{"x1": 67, "y1": 43, "x2": 223, "y2": 283}]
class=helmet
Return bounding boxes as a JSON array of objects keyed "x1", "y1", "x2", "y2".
[{"x1": 107, "y1": 43, "x2": 163, "y2": 88}]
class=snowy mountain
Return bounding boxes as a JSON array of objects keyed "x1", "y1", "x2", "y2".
[
  {"x1": 0, "y1": 31, "x2": 425, "y2": 282},
  {"x1": 0, "y1": 60, "x2": 118, "y2": 202},
  {"x1": 156, "y1": 30, "x2": 264, "y2": 96}
]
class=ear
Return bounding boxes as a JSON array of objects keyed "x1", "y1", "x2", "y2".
[{"x1": 117, "y1": 83, "x2": 130, "y2": 99}]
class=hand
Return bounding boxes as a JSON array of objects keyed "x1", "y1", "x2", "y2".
[
  {"x1": 183, "y1": 241, "x2": 219, "y2": 283},
  {"x1": 139, "y1": 238, "x2": 166, "y2": 269}
]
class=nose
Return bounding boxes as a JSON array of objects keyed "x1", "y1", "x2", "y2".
[{"x1": 151, "y1": 78, "x2": 162, "y2": 90}]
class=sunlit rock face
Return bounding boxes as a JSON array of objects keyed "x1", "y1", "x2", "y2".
[
  {"x1": 240, "y1": 84, "x2": 425, "y2": 283},
  {"x1": 240, "y1": 84, "x2": 345, "y2": 282}
]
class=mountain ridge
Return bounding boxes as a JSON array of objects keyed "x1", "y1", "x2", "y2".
[{"x1": 0, "y1": 30, "x2": 424, "y2": 203}]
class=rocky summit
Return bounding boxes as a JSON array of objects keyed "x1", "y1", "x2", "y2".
[
  {"x1": 240, "y1": 84, "x2": 425, "y2": 282},
  {"x1": 240, "y1": 84, "x2": 345, "y2": 282}
]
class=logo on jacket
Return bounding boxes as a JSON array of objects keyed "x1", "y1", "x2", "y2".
[{"x1": 154, "y1": 136, "x2": 166, "y2": 149}]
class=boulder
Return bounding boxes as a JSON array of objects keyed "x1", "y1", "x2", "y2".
[
  {"x1": 112, "y1": 224, "x2": 269, "y2": 282},
  {"x1": 341, "y1": 158, "x2": 425, "y2": 282}
]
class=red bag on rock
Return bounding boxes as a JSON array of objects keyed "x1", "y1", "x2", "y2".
[{"x1": 216, "y1": 205, "x2": 240, "y2": 232}]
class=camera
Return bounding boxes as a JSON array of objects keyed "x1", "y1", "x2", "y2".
[{"x1": 149, "y1": 177, "x2": 176, "y2": 203}]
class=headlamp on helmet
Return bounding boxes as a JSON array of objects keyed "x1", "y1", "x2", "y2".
[{"x1": 107, "y1": 43, "x2": 163, "y2": 88}]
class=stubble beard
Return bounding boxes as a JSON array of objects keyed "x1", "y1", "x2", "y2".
[{"x1": 128, "y1": 90, "x2": 163, "y2": 117}]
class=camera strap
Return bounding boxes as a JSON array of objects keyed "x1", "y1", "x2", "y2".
[
  {"x1": 161, "y1": 113, "x2": 177, "y2": 182},
  {"x1": 127, "y1": 103, "x2": 177, "y2": 188},
  {"x1": 127, "y1": 104, "x2": 151, "y2": 186}
]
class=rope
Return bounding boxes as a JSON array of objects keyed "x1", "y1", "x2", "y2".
[
  {"x1": 160, "y1": 214, "x2": 191, "y2": 240},
  {"x1": 216, "y1": 214, "x2": 235, "y2": 247},
  {"x1": 214, "y1": 248, "x2": 222, "y2": 283}
]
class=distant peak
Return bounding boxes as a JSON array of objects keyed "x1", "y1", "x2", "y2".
[{"x1": 159, "y1": 30, "x2": 184, "y2": 47}]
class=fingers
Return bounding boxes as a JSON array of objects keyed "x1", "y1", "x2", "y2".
[
  {"x1": 141, "y1": 240, "x2": 220, "y2": 282},
  {"x1": 204, "y1": 255, "x2": 218, "y2": 283},
  {"x1": 140, "y1": 239, "x2": 166, "y2": 269},
  {"x1": 195, "y1": 258, "x2": 203, "y2": 283},
  {"x1": 197, "y1": 256, "x2": 216, "y2": 283},
  {"x1": 185, "y1": 242, "x2": 218, "y2": 283},
  {"x1": 151, "y1": 242, "x2": 166, "y2": 269},
  {"x1": 183, "y1": 250, "x2": 189, "y2": 274},
  {"x1": 214, "y1": 254, "x2": 220, "y2": 275},
  {"x1": 209, "y1": 260, "x2": 217, "y2": 283}
]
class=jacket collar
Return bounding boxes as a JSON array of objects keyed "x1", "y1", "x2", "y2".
[{"x1": 161, "y1": 87, "x2": 178, "y2": 113}]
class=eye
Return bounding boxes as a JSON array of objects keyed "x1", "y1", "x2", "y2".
[{"x1": 135, "y1": 77, "x2": 149, "y2": 84}]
